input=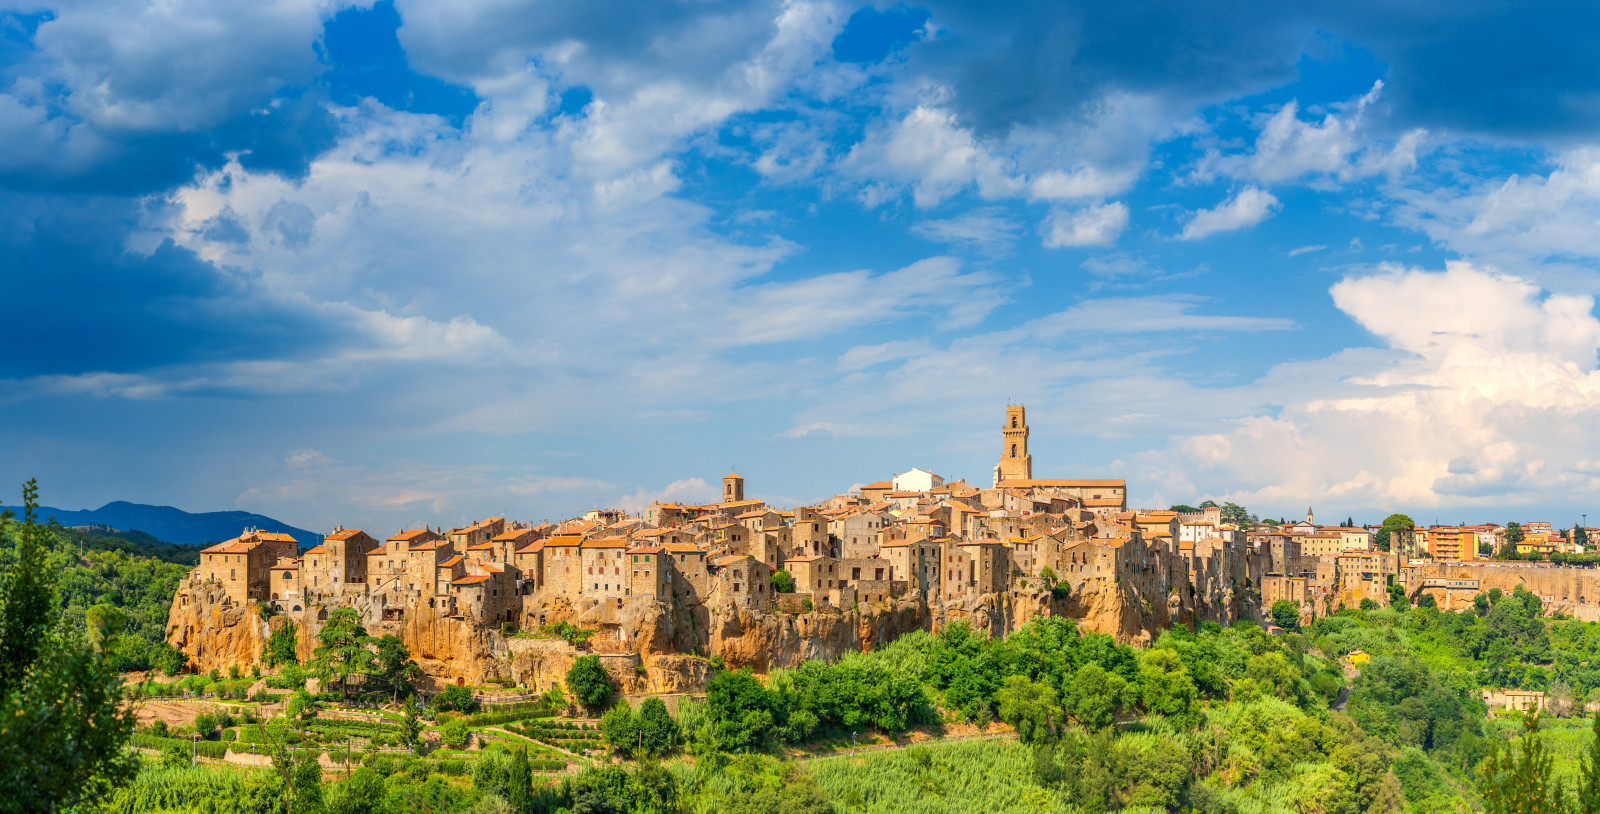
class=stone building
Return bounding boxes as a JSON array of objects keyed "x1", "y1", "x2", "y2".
[
  {"x1": 197, "y1": 529, "x2": 299, "y2": 606},
  {"x1": 370, "y1": 529, "x2": 440, "y2": 594},
  {"x1": 994, "y1": 404, "x2": 1033, "y2": 485},
  {"x1": 301, "y1": 528, "x2": 379, "y2": 599}
]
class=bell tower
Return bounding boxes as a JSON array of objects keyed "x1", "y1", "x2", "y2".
[
  {"x1": 996, "y1": 404, "x2": 1032, "y2": 484},
  {"x1": 723, "y1": 472, "x2": 745, "y2": 503}
]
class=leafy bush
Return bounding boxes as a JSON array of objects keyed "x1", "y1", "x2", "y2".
[{"x1": 441, "y1": 718, "x2": 472, "y2": 749}]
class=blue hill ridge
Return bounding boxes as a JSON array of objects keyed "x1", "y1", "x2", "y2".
[{"x1": 2, "y1": 500, "x2": 320, "y2": 547}]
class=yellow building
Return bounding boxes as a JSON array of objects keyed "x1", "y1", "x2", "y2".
[
  {"x1": 1517, "y1": 533, "x2": 1558, "y2": 557},
  {"x1": 1426, "y1": 527, "x2": 1477, "y2": 562},
  {"x1": 1347, "y1": 650, "x2": 1371, "y2": 667}
]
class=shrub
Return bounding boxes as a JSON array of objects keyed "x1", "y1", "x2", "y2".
[
  {"x1": 193, "y1": 713, "x2": 217, "y2": 740},
  {"x1": 441, "y1": 718, "x2": 472, "y2": 749},
  {"x1": 434, "y1": 684, "x2": 475, "y2": 713}
]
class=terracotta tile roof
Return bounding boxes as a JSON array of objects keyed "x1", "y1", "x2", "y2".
[
  {"x1": 493, "y1": 528, "x2": 533, "y2": 542},
  {"x1": 664, "y1": 543, "x2": 704, "y2": 553},
  {"x1": 1006, "y1": 479, "x2": 1126, "y2": 488},
  {"x1": 712, "y1": 555, "x2": 750, "y2": 567},
  {"x1": 514, "y1": 542, "x2": 546, "y2": 555},
  {"x1": 543, "y1": 535, "x2": 583, "y2": 547},
  {"x1": 582, "y1": 539, "x2": 627, "y2": 549},
  {"x1": 451, "y1": 575, "x2": 490, "y2": 585},
  {"x1": 439, "y1": 555, "x2": 465, "y2": 567},
  {"x1": 389, "y1": 529, "x2": 434, "y2": 542},
  {"x1": 326, "y1": 529, "x2": 363, "y2": 540},
  {"x1": 201, "y1": 536, "x2": 262, "y2": 554},
  {"x1": 862, "y1": 481, "x2": 892, "y2": 490},
  {"x1": 302, "y1": 543, "x2": 332, "y2": 556},
  {"x1": 269, "y1": 558, "x2": 301, "y2": 570}
]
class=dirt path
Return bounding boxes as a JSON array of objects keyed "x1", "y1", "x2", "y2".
[{"x1": 799, "y1": 731, "x2": 1019, "y2": 762}]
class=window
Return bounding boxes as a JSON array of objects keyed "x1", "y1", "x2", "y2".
[
  {"x1": 1011, "y1": 416, "x2": 1017, "y2": 428},
  {"x1": 1011, "y1": 443, "x2": 1017, "y2": 456}
]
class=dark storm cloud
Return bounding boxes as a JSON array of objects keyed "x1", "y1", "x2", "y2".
[
  {"x1": 914, "y1": 0, "x2": 1600, "y2": 142},
  {"x1": 0, "y1": 195, "x2": 336, "y2": 378}
]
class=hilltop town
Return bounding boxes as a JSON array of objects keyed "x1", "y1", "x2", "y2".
[{"x1": 166, "y1": 404, "x2": 1600, "y2": 692}]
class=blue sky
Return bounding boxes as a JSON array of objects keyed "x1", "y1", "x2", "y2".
[{"x1": 5, "y1": 0, "x2": 1600, "y2": 533}]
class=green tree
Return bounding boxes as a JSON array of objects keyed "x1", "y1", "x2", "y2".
[
  {"x1": 769, "y1": 570, "x2": 795, "y2": 594},
  {"x1": 434, "y1": 683, "x2": 475, "y2": 712},
  {"x1": 1169, "y1": 504, "x2": 1201, "y2": 514},
  {"x1": 1377, "y1": 513, "x2": 1416, "y2": 553},
  {"x1": 1063, "y1": 662, "x2": 1126, "y2": 730},
  {"x1": 706, "y1": 669, "x2": 775, "y2": 751},
  {"x1": 84, "y1": 602, "x2": 129, "y2": 655},
  {"x1": 1140, "y1": 649, "x2": 1198, "y2": 728},
  {"x1": 290, "y1": 748, "x2": 324, "y2": 814},
  {"x1": 374, "y1": 635, "x2": 419, "y2": 703},
  {"x1": 1270, "y1": 599, "x2": 1301, "y2": 631},
  {"x1": 441, "y1": 717, "x2": 471, "y2": 749},
  {"x1": 567, "y1": 655, "x2": 615, "y2": 713},
  {"x1": 399, "y1": 697, "x2": 422, "y2": 753},
  {"x1": 1575, "y1": 525, "x2": 1590, "y2": 549},
  {"x1": 1220, "y1": 502, "x2": 1251, "y2": 527},
  {"x1": 508, "y1": 746, "x2": 531, "y2": 813},
  {"x1": 1481, "y1": 711, "x2": 1566, "y2": 814},
  {"x1": 995, "y1": 675, "x2": 1060, "y2": 745},
  {"x1": 1388, "y1": 583, "x2": 1410, "y2": 609},
  {"x1": 637, "y1": 696, "x2": 681, "y2": 755},
  {"x1": 160, "y1": 742, "x2": 189, "y2": 769},
  {"x1": 263, "y1": 622, "x2": 299, "y2": 667},
  {"x1": 193, "y1": 711, "x2": 218, "y2": 740},
  {"x1": 601, "y1": 702, "x2": 640, "y2": 755},
  {"x1": 152, "y1": 642, "x2": 186, "y2": 676},
  {"x1": 0, "y1": 481, "x2": 136, "y2": 810},
  {"x1": 328, "y1": 766, "x2": 385, "y2": 814},
  {"x1": 1578, "y1": 710, "x2": 1600, "y2": 814},
  {"x1": 312, "y1": 607, "x2": 374, "y2": 699},
  {"x1": 1503, "y1": 522, "x2": 1527, "y2": 559}
]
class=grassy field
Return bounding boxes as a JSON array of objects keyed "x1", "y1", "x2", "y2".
[{"x1": 809, "y1": 738, "x2": 1073, "y2": 814}]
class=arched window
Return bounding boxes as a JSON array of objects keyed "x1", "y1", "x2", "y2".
[
  {"x1": 1011, "y1": 416, "x2": 1017, "y2": 428},
  {"x1": 1011, "y1": 443, "x2": 1017, "y2": 456}
]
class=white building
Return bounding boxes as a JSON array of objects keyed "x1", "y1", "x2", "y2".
[{"x1": 891, "y1": 468, "x2": 945, "y2": 494}]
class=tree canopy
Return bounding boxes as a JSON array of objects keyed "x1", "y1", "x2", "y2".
[{"x1": 0, "y1": 481, "x2": 135, "y2": 810}]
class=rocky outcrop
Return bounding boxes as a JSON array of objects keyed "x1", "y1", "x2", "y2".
[
  {"x1": 169, "y1": 572, "x2": 1182, "y2": 693},
  {"x1": 165, "y1": 580, "x2": 273, "y2": 674}
]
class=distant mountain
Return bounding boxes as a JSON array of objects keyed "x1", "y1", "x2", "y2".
[{"x1": 2, "y1": 500, "x2": 320, "y2": 547}]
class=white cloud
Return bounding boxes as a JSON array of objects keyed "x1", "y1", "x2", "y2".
[
  {"x1": 1394, "y1": 147, "x2": 1600, "y2": 272},
  {"x1": 1200, "y1": 81, "x2": 1425, "y2": 187},
  {"x1": 0, "y1": 0, "x2": 337, "y2": 175},
  {"x1": 615, "y1": 478, "x2": 717, "y2": 514},
  {"x1": 1144, "y1": 262, "x2": 1600, "y2": 511},
  {"x1": 1042, "y1": 202, "x2": 1130, "y2": 248},
  {"x1": 1178, "y1": 186, "x2": 1279, "y2": 240},
  {"x1": 845, "y1": 105, "x2": 1025, "y2": 208},
  {"x1": 1287, "y1": 244, "x2": 1327, "y2": 256},
  {"x1": 911, "y1": 208, "x2": 1021, "y2": 254}
]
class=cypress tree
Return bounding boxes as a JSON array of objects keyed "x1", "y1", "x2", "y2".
[
  {"x1": 509, "y1": 746, "x2": 531, "y2": 813},
  {"x1": 1577, "y1": 711, "x2": 1600, "y2": 814},
  {"x1": 1482, "y1": 711, "x2": 1568, "y2": 814}
]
